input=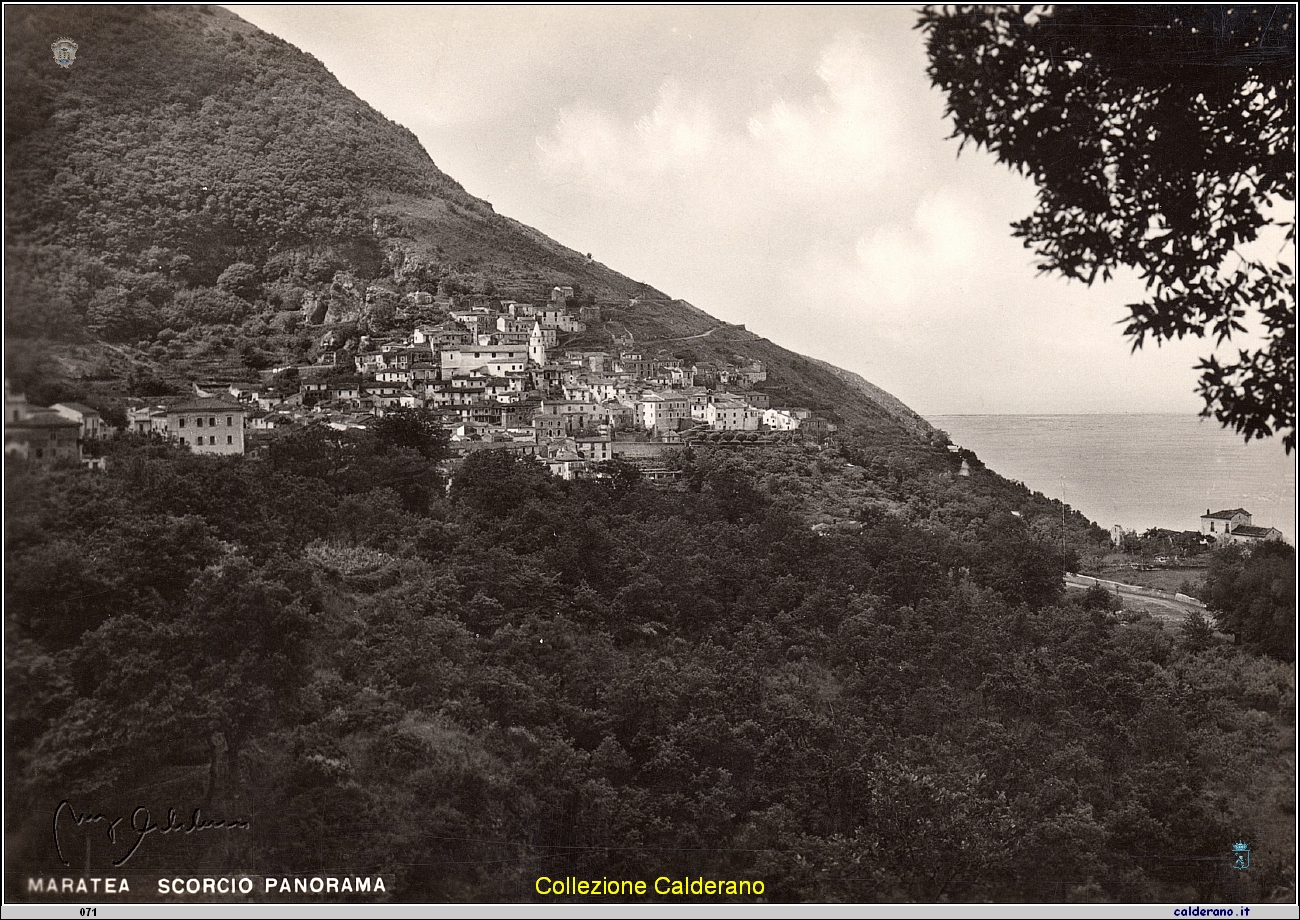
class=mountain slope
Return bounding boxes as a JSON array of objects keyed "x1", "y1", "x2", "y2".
[{"x1": 4, "y1": 4, "x2": 929, "y2": 439}]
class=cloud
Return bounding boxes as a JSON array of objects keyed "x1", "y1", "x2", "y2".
[
  {"x1": 847, "y1": 189, "x2": 983, "y2": 308},
  {"x1": 747, "y1": 33, "x2": 908, "y2": 196},
  {"x1": 538, "y1": 31, "x2": 921, "y2": 206},
  {"x1": 535, "y1": 108, "x2": 630, "y2": 189},
  {"x1": 633, "y1": 84, "x2": 723, "y2": 175},
  {"x1": 538, "y1": 83, "x2": 728, "y2": 191}
]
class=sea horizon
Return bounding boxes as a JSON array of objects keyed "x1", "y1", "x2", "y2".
[
  {"x1": 929, "y1": 412, "x2": 1296, "y2": 544},
  {"x1": 928, "y1": 411, "x2": 1221, "y2": 418}
]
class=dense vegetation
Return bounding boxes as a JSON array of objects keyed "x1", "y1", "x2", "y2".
[
  {"x1": 6, "y1": 5, "x2": 465, "y2": 340},
  {"x1": 1204, "y1": 541, "x2": 1296, "y2": 662},
  {"x1": 6, "y1": 430, "x2": 1292, "y2": 903}
]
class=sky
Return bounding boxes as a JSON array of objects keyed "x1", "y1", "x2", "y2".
[{"x1": 228, "y1": 5, "x2": 1260, "y2": 419}]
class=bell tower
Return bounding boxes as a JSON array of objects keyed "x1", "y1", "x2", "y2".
[{"x1": 529, "y1": 320, "x2": 547, "y2": 366}]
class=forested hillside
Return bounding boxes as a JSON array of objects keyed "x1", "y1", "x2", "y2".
[{"x1": 6, "y1": 431, "x2": 1294, "y2": 902}]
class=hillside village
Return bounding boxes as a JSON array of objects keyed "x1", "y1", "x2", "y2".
[{"x1": 7, "y1": 285, "x2": 836, "y2": 482}]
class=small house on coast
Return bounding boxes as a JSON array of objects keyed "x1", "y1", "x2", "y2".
[{"x1": 1199, "y1": 508, "x2": 1284, "y2": 545}]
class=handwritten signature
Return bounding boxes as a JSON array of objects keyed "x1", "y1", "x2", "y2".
[{"x1": 53, "y1": 800, "x2": 250, "y2": 867}]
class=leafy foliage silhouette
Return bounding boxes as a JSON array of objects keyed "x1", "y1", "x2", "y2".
[{"x1": 920, "y1": 5, "x2": 1296, "y2": 450}]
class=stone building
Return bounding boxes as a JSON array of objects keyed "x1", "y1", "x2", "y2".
[{"x1": 167, "y1": 398, "x2": 246, "y2": 455}]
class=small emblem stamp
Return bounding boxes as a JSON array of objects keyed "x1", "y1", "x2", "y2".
[
  {"x1": 1231, "y1": 840, "x2": 1251, "y2": 870},
  {"x1": 51, "y1": 37, "x2": 78, "y2": 68}
]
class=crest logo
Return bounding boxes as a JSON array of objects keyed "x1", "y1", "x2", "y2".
[
  {"x1": 51, "y1": 38, "x2": 78, "y2": 69},
  {"x1": 1231, "y1": 840, "x2": 1251, "y2": 870}
]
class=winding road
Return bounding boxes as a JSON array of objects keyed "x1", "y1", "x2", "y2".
[
  {"x1": 1064, "y1": 573, "x2": 1206, "y2": 621},
  {"x1": 665, "y1": 325, "x2": 723, "y2": 342}
]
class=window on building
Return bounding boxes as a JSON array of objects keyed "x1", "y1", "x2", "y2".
[
  {"x1": 210, "y1": 436, "x2": 216, "y2": 445},
  {"x1": 227, "y1": 416, "x2": 233, "y2": 426},
  {"x1": 196, "y1": 417, "x2": 203, "y2": 427},
  {"x1": 227, "y1": 435, "x2": 233, "y2": 444},
  {"x1": 209, "y1": 417, "x2": 216, "y2": 427},
  {"x1": 178, "y1": 417, "x2": 186, "y2": 428}
]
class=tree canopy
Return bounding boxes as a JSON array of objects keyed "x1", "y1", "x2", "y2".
[
  {"x1": 920, "y1": 5, "x2": 1296, "y2": 451},
  {"x1": 7, "y1": 434, "x2": 1293, "y2": 902},
  {"x1": 1203, "y1": 539, "x2": 1296, "y2": 660}
]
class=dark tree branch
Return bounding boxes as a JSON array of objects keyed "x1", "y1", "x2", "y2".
[{"x1": 920, "y1": 5, "x2": 1296, "y2": 451}]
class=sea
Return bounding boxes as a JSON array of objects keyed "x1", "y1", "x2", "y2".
[{"x1": 929, "y1": 414, "x2": 1297, "y2": 544}]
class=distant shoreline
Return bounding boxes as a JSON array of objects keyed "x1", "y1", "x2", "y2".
[
  {"x1": 930, "y1": 412, "x2": 1215, "y2": 419},
  {"x1": 929, "y1": 414, "x2": 1296, "y2": 543}
]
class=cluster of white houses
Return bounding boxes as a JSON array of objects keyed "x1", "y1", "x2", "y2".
[
  {"x1": 7, "y1": 286, "x2": 829, "y2": 482},
  {"x1": 119, "y1": 286, "x2": 827, "y2": 479}
]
